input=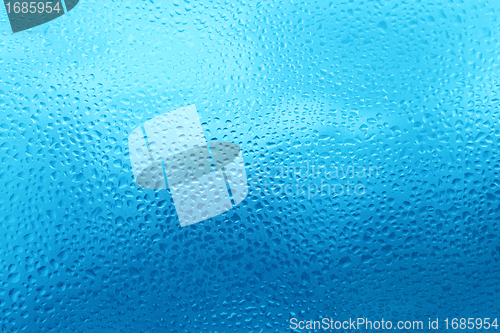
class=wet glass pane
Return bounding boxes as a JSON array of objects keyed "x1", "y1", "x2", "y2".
[{"x1": 0, "y1": 0, "x2": 499, "y2": 331}]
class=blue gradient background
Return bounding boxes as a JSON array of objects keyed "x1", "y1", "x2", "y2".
[{"x1": 0, "y1": 0, "x2": 499, "y2": 332}]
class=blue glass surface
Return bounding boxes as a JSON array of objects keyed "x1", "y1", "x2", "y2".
[{"x1": 0, "y1": 0, "x2": 499, "y2": 332}]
